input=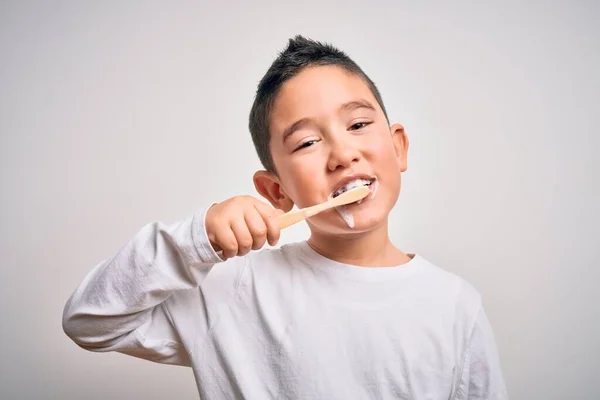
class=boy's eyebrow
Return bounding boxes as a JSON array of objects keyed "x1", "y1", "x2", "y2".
[
  {"x1": 282, "y1": 118, "x2": 313, "y2": 143},
  {"x1": 281, "y1": 99, "x2": 376, "y2": 143},
  {"x1": 340, "y1": 99, "x2": 377, "y2": 113}
]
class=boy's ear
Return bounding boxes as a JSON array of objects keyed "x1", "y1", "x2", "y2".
[
  {"x1": 253, "y1": 170, "x2": 295, "y2": 212},
  {"x1": 390, "y1": 123, "x2": 409, "y2": 172}
]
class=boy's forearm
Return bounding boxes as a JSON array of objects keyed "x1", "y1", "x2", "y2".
[{"x1": 62, "y1": 207, "x2": 221, "y2": 349}]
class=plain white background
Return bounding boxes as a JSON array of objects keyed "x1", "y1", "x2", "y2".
[{"x1": 1, "y1": 1, "x2": 598, "y2": 399}]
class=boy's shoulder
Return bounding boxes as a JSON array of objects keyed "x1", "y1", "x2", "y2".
[{"x1": 412, "y1": 254, "x2": 482, "y2": 300}]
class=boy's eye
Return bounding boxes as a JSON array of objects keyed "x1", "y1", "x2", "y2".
[
  {"x1": 349, "y1": 122, "x2": 371, "y2": 130},
  {"x1": 294, "y1": 140, "x2": 318, "y2": 152}
]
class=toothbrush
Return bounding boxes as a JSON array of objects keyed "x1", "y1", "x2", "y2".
[{"x1": 278, "y1": 185, "x2": 370, "y2": 229}]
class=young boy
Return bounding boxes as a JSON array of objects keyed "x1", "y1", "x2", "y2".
[{"x1": 63, "y1": 36, "x2": 508, "y2": 399}]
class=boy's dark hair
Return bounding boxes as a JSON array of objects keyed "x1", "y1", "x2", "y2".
[{"x1": 249, "y1": 35, "x2": 389, "y2": 173}]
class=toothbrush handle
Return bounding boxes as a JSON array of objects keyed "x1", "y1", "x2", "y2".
[{"x1": 278, "y1": 203, "x2": 328, "y2": 229}]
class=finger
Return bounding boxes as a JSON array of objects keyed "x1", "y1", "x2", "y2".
[
  {"x1": 214, "y1": 225, "x2": 238, "y2": 259},
  {"x1": 231, "y1": 217, "x2": 253, "y2": 257},
  {"x1": 245, "y1": 208, "x2": 268, "y2": 251},
  {"x1": 254, "y1": 202, "x2": 282, "y2": 247}
]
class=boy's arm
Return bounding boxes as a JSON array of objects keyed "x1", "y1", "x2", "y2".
[
  {"x1": 62, "y1": 205, "x2": 228, "y2": 366},
  {"x1": 453, "y1": 307, "x2": 509, "y2": 399},
  {"x1": 63, "y1": 196, "x2": 281, "y2": 367}
]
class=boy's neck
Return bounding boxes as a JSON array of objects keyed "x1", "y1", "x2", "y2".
[{"x1": 307, "y1": 219, "x2": 411, "y2": 268}]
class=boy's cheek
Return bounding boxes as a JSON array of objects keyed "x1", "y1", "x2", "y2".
[
  {"x1": 294, "y1": 178, "x2": 329, "y2": 206},
  {"x1": 368, "y1": 144, "x2": 401, "y2": 170}
]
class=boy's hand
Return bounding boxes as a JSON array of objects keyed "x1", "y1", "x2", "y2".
[{"x1": 205, "y1": 196, "x2": 284, "y2": 259}]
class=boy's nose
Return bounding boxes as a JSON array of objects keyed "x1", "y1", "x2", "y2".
[{"x1": 327, "y1": 140, "x2": 360, "y2": 171}]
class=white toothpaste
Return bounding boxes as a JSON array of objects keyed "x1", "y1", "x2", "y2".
[{"x1": 335, "y1": 206, "x2": 355, "y2": 228}]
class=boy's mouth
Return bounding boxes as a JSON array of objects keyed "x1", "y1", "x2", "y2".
[{"x1": 330, "y1": 176, "x2": 376, "y2": 199}]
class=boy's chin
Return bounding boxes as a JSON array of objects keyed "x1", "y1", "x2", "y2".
[
  {"x1": 345, "y1": 216, "x2": 386, "y2": 232},
  {"x1": 331, "y1": 209, "x2": 387, "y2": 234},
  {"x1": 308, "y1": 204, "x2": 389, "y2": 235}
]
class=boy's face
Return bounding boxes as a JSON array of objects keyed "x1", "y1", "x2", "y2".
[{"x1": 254, "y1": 65, "x2": 408, "y2": 235}]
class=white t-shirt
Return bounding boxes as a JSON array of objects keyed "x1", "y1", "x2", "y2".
[{"x1": 63, "y1": 206, "x2": 508, "y2": 399}]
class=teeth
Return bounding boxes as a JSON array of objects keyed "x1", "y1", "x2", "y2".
[{"x1": 332, "y1": 178, "x2": 373, "y2": 198}]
